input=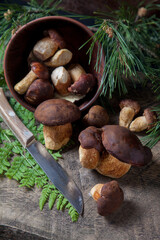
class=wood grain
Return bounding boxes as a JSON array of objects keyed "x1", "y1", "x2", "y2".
[{"x1": 0, "y1": 82, "x2": 160, "y2": 240}]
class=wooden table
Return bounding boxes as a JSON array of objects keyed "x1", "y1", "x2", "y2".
[{"x1": 1, "y1": 83, "x2": 160, "y2": 240}]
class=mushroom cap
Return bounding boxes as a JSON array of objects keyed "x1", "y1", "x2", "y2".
[
  {"x1": 34, "y1": 99, "x2": 81, "y2": 126},
  {"x1": 68, "y1": 73, "x2": 96, "y2": 95},
  {"x1": 78, "y1": 126, "x2": 104, "y2": 152},
  {"x1": 31, "y1": 62, "x2": 49, "y2": 80},
  {"x1": 102, "y1": 125, "x2": 152, "y2": 166},
  {"x1": 119, "y1": 99, "x2": 140, "y2": 115},
  {"x1": 143, "y1": 108, "x2": 157, "y2": 130},
  {"x1": 83, "y1": 105, "x2": 109, "y2": 128},
  {"x1": 97, "y1": 180, "x2": 124, "y2": 216}
]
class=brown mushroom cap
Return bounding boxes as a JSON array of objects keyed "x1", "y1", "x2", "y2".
[
  {"x1": 68, "y1": 73, "x2": 96, "y2": 95},
  {"x1": 34, "y1": 99, "x2": 81, "y2": 126},
  {"x1": 102, "y1": 125, "x2": 152, "y2": 166},
  {"x1": 143, "y1": 108, "x2": 157, "y2": 130},
  {"x1": 97, "y1": 180, "x2": 124, "y2": 216},
  {"x1": 78, "y1": 126, "x2": 104, "y2": 152},
  {"x1": 25, "y1": 79, "x2": 54, "y2": 106},
  {"x1": 119, "y1": 99, "x2": 140, "y2": 114},
  {"x1": 31, "y1": 62, "x2": 49, "y2": 80},
  {"x1": 83, "y1": 105, "x2": 109, "y2": 128}
]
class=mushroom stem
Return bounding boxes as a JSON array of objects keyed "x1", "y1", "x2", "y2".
[
  {"x1": 14, "y1": 70, "x2": 37, "y2": 94},
  {"x1": 119, "y1": 106, "x2": 135, "y2": 128},
  {"x1": 90, "y1": 184, "x2": 104, "y2": 201},
  {"x1": 43, "y1": 123, "x2": 72, "y2": 150},
  {"x1": 68, "y1": 64, "x2": 86, "y2": 82},
  {"x1": 79, "y1": 145, "x2": 100, "y2": 169},
  {"x1": 129, "y1": 116, "x2": 148, "y2": 132}
]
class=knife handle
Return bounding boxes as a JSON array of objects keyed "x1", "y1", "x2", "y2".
[{"x1": 0, "y1": 88, "x2": 35, "y2": 148}]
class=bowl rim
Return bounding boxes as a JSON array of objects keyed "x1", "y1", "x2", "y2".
[{"x1": 4, "y1": 16, "x2": 104, "y2": 112}]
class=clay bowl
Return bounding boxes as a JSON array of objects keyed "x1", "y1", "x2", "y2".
[{"x1": 4, "y1": 16, "x2": 105, "y2": 112}]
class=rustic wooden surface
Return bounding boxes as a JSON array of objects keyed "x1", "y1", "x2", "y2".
[{"x1": 0, "y1": 82, "x2": 160, "y2": 240}]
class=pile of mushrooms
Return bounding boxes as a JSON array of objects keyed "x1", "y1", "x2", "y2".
[
  {"x1": 14, "y1": 29, "x2": 96, "y2": 107},
  {"x1": 119, "y1": 99, "x2": 157, "y2": 132}
]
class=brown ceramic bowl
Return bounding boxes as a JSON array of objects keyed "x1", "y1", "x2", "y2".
[{"x1": 4, "y1": 16, "x2": 105, "y2": 112}]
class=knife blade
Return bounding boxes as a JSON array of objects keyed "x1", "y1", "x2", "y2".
[{"x1": 0, "y1": 88, "x2": 83, "y2": 214}]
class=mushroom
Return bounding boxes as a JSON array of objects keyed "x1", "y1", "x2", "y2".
[
  {"x1": 83, "y1": 105, "x2": 109, "y2": 128},
  {"x1": 129, "y1": 108, "x2": 157, "y2": 132},
  {"x1": 102, "y1": 125, "x2": 152, "y2": 166},
  {"x1": 43, "y1": 29, "x2": 66, "y2": 49},
  {"x1": 33, "y1": 36, "x2": 59, "y2": 61},
  {"x1": 78, "y1": 126, "x2": 104, "y2": 170},
  {"x1": 14, "y1": 62, "x2": 49, "y2": 95},
  {"x1": 24, "y1": 79, "x2": 54, "y2": 106},
  {"x1": 68, "y1": 64, "x2": 86, "y2": 83},
  {"x1": 119, "y1": 99, "x2": 140, "y2": 128},
  {"x1": 51, "y1": 66, "x2": 71, "y2": 96},
  {"x1": 34, "y1": 99, "x2": 81, "y2": 150},
  {"x1": 78, "y1": 126, "x2": 104, "y2": 153},
  {"x1": 45, "y1": 49, "x2": 72, "y2": 67},
  {"x1": 96, "y1": 151, "x2": 131, "y2": 178},
  {"x1": 90, "y1": 181, "x2": 124, "y2": 216},
  {"x1": 68, "y1": 73, "x2": 96, "y2": 95}
]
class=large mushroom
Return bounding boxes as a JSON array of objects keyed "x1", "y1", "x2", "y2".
[
  {"x1": 14, "y1": 62, "x2": 49, "y2": 95},
  {"x1": 34, "y1": 99, "x2": 81, "y2": 150},
  {"x1": 78, "y1": 126, "x2": 131, "y2": 177}
]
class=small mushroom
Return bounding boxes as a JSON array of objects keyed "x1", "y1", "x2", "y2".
[
  {"x1": 78, "y1": 126, "x2": 104, "y2": 170},
  {"x1": 45, "y1": 49, "x2": 72, "y2": 67},
  {"x1": 33, "y1": 37, "x2": 59, "y2": 61},
  {"x1": 68, "y1": 73, "x2": 96, "y2": 95},
  {"x1": 14, "y1": 62, "x2": 49, "y2": 95},
  {"x1": 129, "y1": 108, "x2": 157, "y2": 132},
  {"x1": 24, "y1": 79, "x2": 54, "y2": 106},
  {"x1": 91, "y1": 181, "x2": 124, "y2": 216},
  {"x1": 83, "y1": 105, "x2": 109, "y2": 128},
  {"x1": 34, "y1": 99, "x2": 81, "y2": 150},
  {"x1": 68, "y1": 64, "x2": 86, "y2": 83},
  {"x1": 119, "y1": 99, "x2": 140, "y2": 128},
  {"x1": 51, "y1": 66, "x2": 71, "y2": 96},
  {"x1": 43, "y1": 29, "x2": 66, "y2": 49},
  {"x1": 102, "y1": 125, "x2": 152, "y2": 166},
  {"x1": 96, "y1": 151, "x2": 131, "y2": 178}
]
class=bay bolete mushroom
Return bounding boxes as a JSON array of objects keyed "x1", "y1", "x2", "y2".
[
  {"x1": 33, "y1": 36, "x2": 59, "y2": 61},
  {"x1": 14, "y1": 62, "x2": 49, "y2": 95},
  {"x1": 129, "y1": 108, "x2": 157, "y2": 132},
  {"x1": 119, "y1": 99, "x2": 140, "y2": 128},
  {"x1": 25, "y1": 79, "x2": 54, "y2": 106},
  {"x1": 51, "y1": 66, "x2": 71, "y2": 96},
  {"x1": 102, "y1": 125, "x2": 152, "y2": 166},
  {"x1": 90, "y1": 181, "x2": 124, "y2": 216},
  {"x1": 83, "y1": 105, "x2": 109, "y2": 128},
  {"x1": 34, "y1": 99, "x2": 81, "y2": 150},
  {"x1": 78, "y1": 126, "x2": 104, "y2": 169}
]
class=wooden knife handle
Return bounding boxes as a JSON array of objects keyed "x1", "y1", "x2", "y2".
[{"x1": 0, "y1": 88, "x2": 35, "y2": 148}]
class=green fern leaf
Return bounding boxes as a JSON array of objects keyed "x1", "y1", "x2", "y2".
[
  {"x1": 56, "y1": 194, "x2": 64, "y2": 210},
  {"x1": 48, "y1": 190, "x2": 58, "y2": 210},
  {"x1": 39, "y1": 184, "x2": 55, "y2": 210}
]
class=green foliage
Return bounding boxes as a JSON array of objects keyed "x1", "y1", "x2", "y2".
[{"x1": 0, "y1": 94, "x2": 79, "y2": 221}]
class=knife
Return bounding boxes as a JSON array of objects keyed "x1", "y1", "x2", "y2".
[{"x1": 0, "y1": 88, "x2": 83, "y2": 214}]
